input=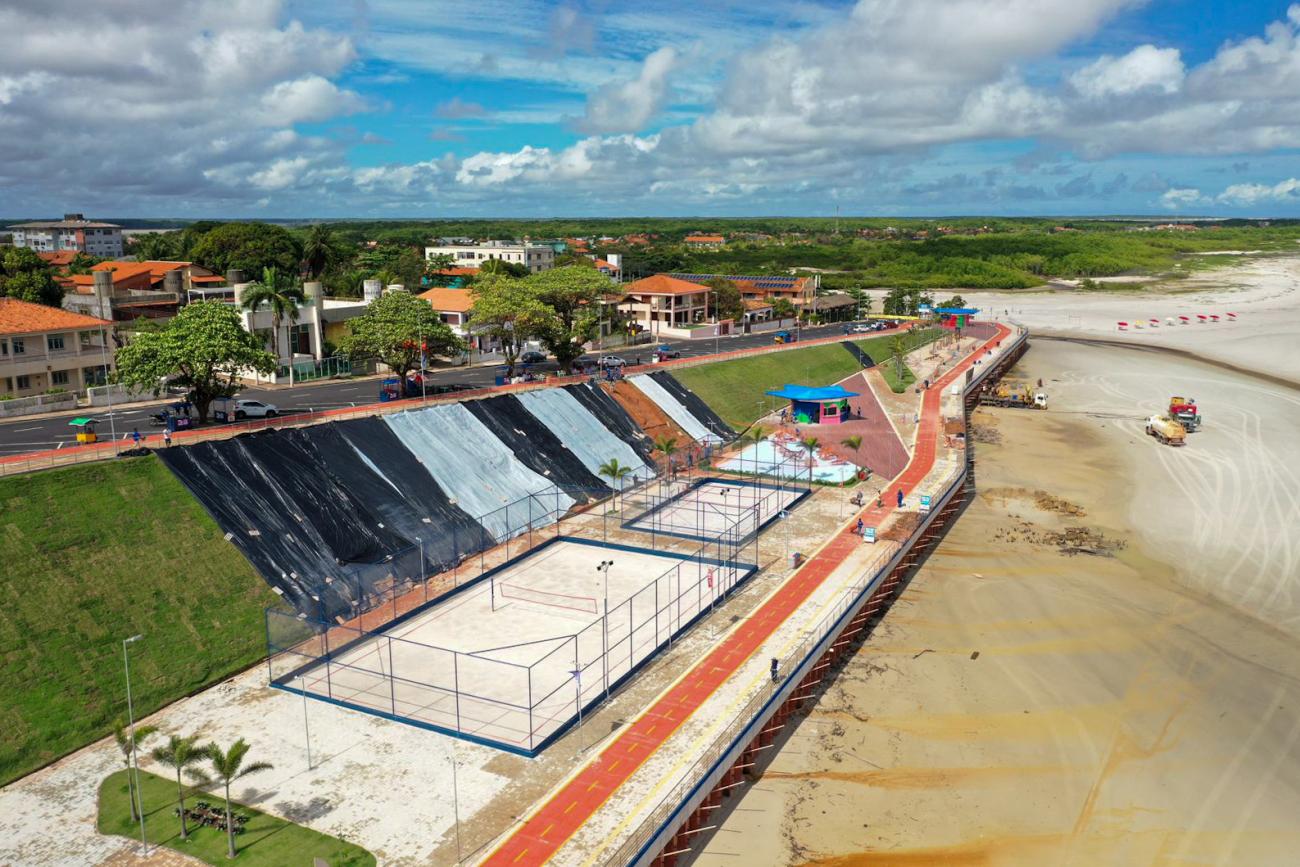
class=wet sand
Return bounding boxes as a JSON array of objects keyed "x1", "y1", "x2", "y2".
[{"x1": 695, "y1": 340, "x2": 1300, "y2": 866}]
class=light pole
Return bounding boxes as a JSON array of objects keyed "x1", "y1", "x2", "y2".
[
  {"x1": 99, "y1": 326, "x2": 118, "y2": 455},
  {"x1": 296, "y1": 675, "x2": 312, "y2": 770},
  {"x1": 449, "y1": 741, "x2": 462, "y2": 863},
  {"x1": 122, "y1": 634, "x2": 146, "y2": 854},
  {"x1": 596, "y1": 559, "x2": 614, "y2": 696}
]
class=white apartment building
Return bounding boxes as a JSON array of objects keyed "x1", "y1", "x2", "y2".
[
  {"x1": 424, "y1": 240, "x2": 554, "y2": 273},
  {"x1": 7, "y1": 213, "x2": 125, "y2": 258}
]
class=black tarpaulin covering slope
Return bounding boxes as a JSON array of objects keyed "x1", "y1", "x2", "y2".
[
  {"x1": 840, "y1": 340, "x2": 875, "y2": 368},
  {"x1": 461, "y1": 394, "x2": 609, "y2": 499},
  {"x1": 302, "y1": 418, "x2": 491, "y2": 571},
  {"x1": 562, "y1": 382, "x2": 657, "y2": 465},
  {"x1": 648, "y1": 371, "x2": 735, "y2": 441},
  {"x1": 156, "y1": 436, "x2": 391, "y2": 615}
]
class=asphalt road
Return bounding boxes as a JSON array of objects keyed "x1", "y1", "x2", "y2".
[{"x1": 0, "y1": 322, "x2": 860, "y2": 455}]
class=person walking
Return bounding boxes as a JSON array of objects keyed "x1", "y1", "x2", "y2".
[
  {"x1": 163, "y1": 428, "x2": 173, "y2": 447},
  {"x1": 855, "y1": 517, "x2": 864, "y2": 536},
  {"x1": 896, "y1": 488, "x2": 904, "y2": 508},
  {"x1": 131, "y1": 428, "x2": 141, "y2": 448}
]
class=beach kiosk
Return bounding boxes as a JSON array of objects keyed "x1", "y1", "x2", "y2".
[
  {"x1": 936, "y1": 307, "x2": 979, "y2": 330},
  {"x1": 69, "y1": 417, "x2": 98, "y2": 444},
  {"x1": 765, "y1": 384, "x2": 858, "y2": 425}
]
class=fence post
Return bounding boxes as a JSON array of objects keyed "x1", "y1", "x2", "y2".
[
  {"x1": 453, "y1": 651, "x2": 461, "y2": 734},
  {"x1": 388, "y1": 637, "x2": 397, "y2": 716}
]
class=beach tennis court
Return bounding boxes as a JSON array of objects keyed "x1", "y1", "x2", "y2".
[
  {"x1": 280, "y1": 537, "x2": 752, "y2": 753},
  {"x1": 622, "y1": 478, "x2": 807, "y2": 541}
]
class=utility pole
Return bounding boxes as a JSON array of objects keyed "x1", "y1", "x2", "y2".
[{"x1": 122, "y1": 634, "x2": 146, "y2": 854}]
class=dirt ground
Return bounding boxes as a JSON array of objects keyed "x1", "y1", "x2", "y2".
[
  {"x1": 605, "y1": 380, "x2": 693, "y2": 447},
  {"x1": 693, "y1": 341, "x2": 1300, "y2": 866}
]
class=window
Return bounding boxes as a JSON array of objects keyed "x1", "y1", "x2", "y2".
[
  {"x1": 47, "y1": 335, "x2": 65, "y2": 351},
  {"x1": 16, "y1": 375, "x2": 31, "y2": 390},
  {"x1": 0, "y1": 340, "x2": 7, "y2": 356},
  {"x1": 11, "y1": 337, "x2": 24, "y2": 355},
  {"x1": 289, "y1": 324, "x2": 311, "y2": 356},
  {"x1": 52, "y1": 370, "x2": 69, "y2": 386}
]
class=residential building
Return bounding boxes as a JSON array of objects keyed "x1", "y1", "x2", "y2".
[
  {"x1": 7, "y1": 214, "x2": 125, "y2": 257},
  {"x1": 424, "y1": 240, "x2": 554, "y2": 273},
  {"x1": 62, "y1": 260, "x2": 221, "y2": 322},
  {"x1": 0, "y1": 297, "x2": 114, "y2": 397},
  {"x1": 666, "y1": 273, "x2": 819, "y2": 309},
  {"x1": 418, "y1": 286, "x2": 474, "y2": 334},
  {"x1": 591, "y1": 254, "x2": 622, "y2": 281},
  {"x1": 683, "y1": 233, "x2": 725, "y2": 248},
  {"x1": 619, "y1": 274, "x2": 711, "y2": 334}
]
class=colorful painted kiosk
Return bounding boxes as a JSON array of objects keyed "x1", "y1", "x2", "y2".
[
  {"x1": 935, "y1": 307, "x2": 979, "y2": 329},
  {"x1": 765, "y1": 384, "x2": 858, "y2": 425}
]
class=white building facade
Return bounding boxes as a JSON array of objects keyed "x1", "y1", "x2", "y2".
[
  {"x1": 424, "y1": 241, "x2": 554, "y2": 273},
  {"x1": 7, "y1": 214, "x2": 125, "y2": 258}
]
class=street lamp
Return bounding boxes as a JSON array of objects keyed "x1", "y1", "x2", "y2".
[
  {"x1": 596, "y1": 560, "x2": 614, "y2": 695},
  {"x1": 295, "y1": 675, "x2": 312, "y2": 770},
  {"x1": 448, "y1": 741, "x2": 462, "y2": 863},
  {"x1": 122, "y1": 634, "x2": 146, "y2": 854}
]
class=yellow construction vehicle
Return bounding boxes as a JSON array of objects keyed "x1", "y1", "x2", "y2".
[
  {"x1": 979, "y1": 382, "x2": 1047, "y2": 409},
  {"x1": 1145, "y1": 414, "x2": 1186, "y2": 446}
]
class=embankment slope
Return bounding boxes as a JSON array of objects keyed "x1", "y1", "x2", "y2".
[{"x1": 0, "y1": 457, "x2": 276, "y2": 786}]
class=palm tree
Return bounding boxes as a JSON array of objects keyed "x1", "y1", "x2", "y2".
[
  {"x1": 840, "y1": 434, "x2": 862, "y2": 452},
  {"x1": 889, "y1": 333, "x2": 908, "y2": 384},
  {"x1": 300, "y1": 224, "x2": 339, "y2": 279},
  {"x1": 652, "y1": 434, "x2": 680, "y2": 476},
  {"x1": 202, "y1": 739, "x2": 273, "y2": 859},
  {"x1": 598, "y1": 458, "x2": 633, "y2": 509},
  {"x1": 113, "y1": 722, "x2": 157, "y2": 823},
  {"x1": 151, "y1": 734, "x2": 205, "y2": 840},
  {"x1": 240, "y1": 266, "x2": 306, "y2": 367},
  {"x1": 739, "y1": 425, "x2": 767, "y2": 446},
  {"x1": 799, "y1": 436, "x2": 820, "y2": 480}
]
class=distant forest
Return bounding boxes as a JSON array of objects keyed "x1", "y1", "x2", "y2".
[{"x1": 103, "y1": 216, "x2": 1300, "y2": 294}]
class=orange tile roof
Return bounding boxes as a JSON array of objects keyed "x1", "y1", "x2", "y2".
[
  {"x1": 136, "y1": 260, "x2": 192, "y2": 279},
  {"x1": 625, "y1": 274, "x2": 710, "y2": 296},
  {"x1": 418, "y1": 287, "x2": 474, "y2": 313},
  {"x1": 91, "y1": 260, "x2": 158, "y2": 281},
  {"x1": 684, "y1": 234, "x2": 724, "y2": 243},
  {"x1": 37, "y1": 251, "x2": 78, "y2": 267},
  {"x1": 592, "y1": 258, "x2": 619, "y2": 271},
  {"x1": 189, "y1": 274, "x2": 227, "y2": 283},
  {"x1": 431, "y1": 267, "x2": 479, "y2": 276},
  {"x1": 0, "y1": 297, "x2": 111, "y2": 335},
  {"x1": 743, "y1": 298, "x2": 773, "y2": 310}
]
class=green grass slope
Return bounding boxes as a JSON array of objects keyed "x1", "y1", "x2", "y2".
[
  {"x1": 0, "y1": 457, "x2": 275, "y2": 786},
  {"x1": 674, "y1": 329, "x2": 941, "y2": 428}
]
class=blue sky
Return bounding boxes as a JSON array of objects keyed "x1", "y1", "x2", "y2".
[{"x1": 2, "y1": 0, "x2": 1299, "y2": 217}]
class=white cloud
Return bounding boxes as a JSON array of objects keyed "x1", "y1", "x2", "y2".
[
  {"x1": 1161, "y1": 188, "x2": 1205, "y2": 209},
  {"x1": 579, "y1": 47, "x2": 679, "y2": 133},
  {"x1": 1070, "y1": 45, "x2": 1185, "y2": 99},
  {"x1": 1217, "y1": 178, "x2": 1300, "y2": 205}
]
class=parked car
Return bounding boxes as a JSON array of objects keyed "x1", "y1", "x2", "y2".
[
  {"x1": 520, "y1": 350, "x2": 547, "y2": 364},
  {"x1": 598, "y1": 355, "x2": 628, "y2": 367},
  {"x1": 844, "y1": 322, "x2": 872, "y2": 334},
  {"x1": 212, "y1": 398, "x2": 279, "y2": 421},
  {"x1": 655, "y1": 344, "x2": 681, "y2": 359}
]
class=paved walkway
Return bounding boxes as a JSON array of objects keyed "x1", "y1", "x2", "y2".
[{"x1": 479, "y1": 324, "x2": 1011, "y2": 866}]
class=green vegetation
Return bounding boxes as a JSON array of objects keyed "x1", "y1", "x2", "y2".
[
  {"x1": 127, "y1": 217, "x2": 1300, "y2": 298},
  {"x1": 114, "y1": 301, "x2": 275, "y2": 423},
  {"x1": 98, "y1": 769, "x2": 374, "y2": 867},
  {"x1": 1, "y1": 246, "x2": 62, "y2": 306},
  {"x1": 675, "y1": 328, "x2": 944, "y2": 428},
  {"x1": 0, "y1": 458, "x2": 277, "y2": 786},
  {"x1": 340, "y1": 289, "x2": 464, "y2": 381}
]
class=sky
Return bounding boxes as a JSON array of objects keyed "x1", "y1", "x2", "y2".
[{"x1": 1, "y1": 0, "x2": 1299, "y2": 218}]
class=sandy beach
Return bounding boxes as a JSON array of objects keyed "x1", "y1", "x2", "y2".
[{"x1": 695, "y1": 333, "x2": 1300, "y2": 865}]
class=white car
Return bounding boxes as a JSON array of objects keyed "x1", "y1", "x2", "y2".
[
  {"x1": 598, "y1": 355, "x2": 628, "y2": 367},
  {"x1": 231, "y1": 399, "x2": 278, "y2": 419},
  {"x1": 848, "y1": 323, "x2": 872, "y2": 333}
]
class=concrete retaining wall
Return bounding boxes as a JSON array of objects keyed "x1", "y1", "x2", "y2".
[{"x1": 0, "y1": 392, "x2": 78, "y2": 418}]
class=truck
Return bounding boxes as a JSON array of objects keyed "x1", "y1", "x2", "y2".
[
  {"x1": 979, "y1": 382, "x2": 1047, "y2": 409},
  {"x1": 1168, "y1": 396, "x2": 1201, "y2": 431},
  {"x1": 1146, "y1": 414, "x2": 1187, "y2": 446}
]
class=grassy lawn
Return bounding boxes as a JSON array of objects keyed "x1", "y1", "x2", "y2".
[
  {"x1": 98, "y1": 769, "x2": 374, "y2": 866},
  {"x1": 674, "y1": 328, "x2": 942, "y2": 427},
  {"x1": 850, "y1": 327, "x2": 942, "y2": 393},
  {"x1": 0, "y1": 457, "x2": 276, "y2": 786}
]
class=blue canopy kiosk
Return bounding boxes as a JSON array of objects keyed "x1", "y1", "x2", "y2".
[
  {"x1": 765, "y1": 384, "x2": 859, "y2": 426},
  {"x1": 935, "y1": 306, "x2": 979, "y2": 329}
]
